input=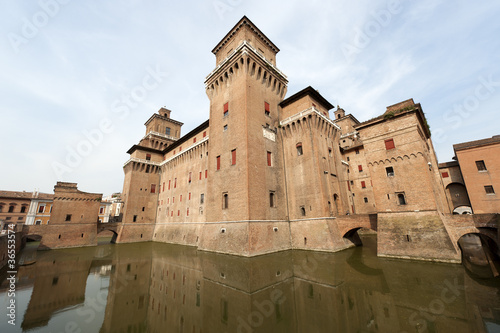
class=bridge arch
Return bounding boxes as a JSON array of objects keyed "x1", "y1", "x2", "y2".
[
  {"x1": 97, "y1": 229, "x2": 118, "y2": 244},
  {"x1": 457, "y1": 232, "x2": 499, "y2": 278}
]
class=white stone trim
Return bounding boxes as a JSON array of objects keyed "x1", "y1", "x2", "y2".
[
  {"x1": 142, "y1": 131, "x2": 178, "y2": 142},
  {"x1": 160, "y1": 136, "x2": 209, "y2": 166},
  {"x1": 123, "y1": 158, "x2": 161, "y2": 168},
  {"x1": 280, "y1": 107, "x2": 341, "y2": 130},
  {"x1": 205, "y1": 41, "x2": 287, "y2": 86}
]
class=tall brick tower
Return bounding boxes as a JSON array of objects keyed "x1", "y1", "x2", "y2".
[
  {"x1": 118, "y1": 108, "x2": 183, "y2": 243},
  {"x1": 199, "y1": 16, "x2": 290, "y2": 255}
]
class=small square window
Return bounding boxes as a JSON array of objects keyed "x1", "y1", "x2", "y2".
[
  {"x1": 65, "y1": 214, "x2": 72, "y2": 221},
  {"x1": 223, "y1": 125, "x2": 228, "y2": 131},
  {"x1": 485, "y1": 185, "x2": 495, "y2": 194},
  {"x1": 385, "y1": 139, "x2": 395, "y2": 150},
  {"x1": 476, "y1": 160, "x2": 487, "y2": 171},
  {"x1": 386, "y1": 167, "x2": 394, "y2": 177},
  {"x1": 364, "y1": 197, "x2": 368, "y2": 203},
  {"x1": 441, "y1": 172, "x2": 449, "y2": 178}
]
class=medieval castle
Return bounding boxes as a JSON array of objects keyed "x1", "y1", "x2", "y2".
[{"x1": 115, "y1": 16, "x2": 474, "y2": 262}]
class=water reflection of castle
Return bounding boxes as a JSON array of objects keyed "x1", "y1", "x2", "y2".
[{"x1": 7, "y1": 241, "x2": 500, "y2": 332}]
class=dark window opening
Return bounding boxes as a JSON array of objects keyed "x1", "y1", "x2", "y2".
[
  {"x1": 223, "y1": 193, "x2": 228, "y2": 209},
  {"x1": 300, "y1": 206, "x2": 306, "y2": 217},
  {"x1": 8, "y1": 206, "x2": 14, "y2": 213},
  {"x1": 270, "y1": 192, "x2": 275, "y2": 208},
  {"x1": 296, "y1": 143, "x2": 303, "y2": 156},
  {"x1": 397, "y1": 193, "x2": 407, "y2": 205},
  {"x1": 20, "y1": 206, "x2": 26, "y2": 213},
  {"x1": 485, "y1": 185, "x2": 495, "y2": 194},
  {"x1": 151, "y1": 184, "x2": 156, "y2": 193},
  {"x1": 476, "y1": 160, "x2": 487, "y2": 171},
  {"x1": 146, "y1": 154, "x2": 151, "y2": 161},
  {"x1": 133, "y1": 215, "x2": 138, "y2": 222},
  {"x1": 386, "y1": 166, "x2": 394, "y2": 177},
  {"x1": 364, "y1": 197, "x2": 368, "y2": 203},
  {"x1": 65, "y1": 214, "x2": 71, "y2": 221}
]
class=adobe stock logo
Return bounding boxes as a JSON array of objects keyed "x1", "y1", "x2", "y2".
[{"x1": 7, "y1": 0, "x2": 72, "y2": 54}]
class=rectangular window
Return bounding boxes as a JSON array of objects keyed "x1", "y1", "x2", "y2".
[
  {"x1": 358, "y1": 165, "x2": 363, "y2": 172},
  {"x1": 203, "y1": 131, "x2": 207, "y2": 137},
  {"x1": 205, "y1": 170, "x2": 208, "y2": 178},
  {"x1": 441, "y1": 172, "x2": 449, "y2": 178},
  {"x1": 189, "y1": 193, "x2": 191, "y2": 200},
  {"x1": 99, "y1": 207, "x2": 104, "y2": 214},
  {"x1": 385, "y1": 138, "x2": 395, "y2": 150},
  {"x1": 328, "y1": 148, "x2": 332, "y2": 157},
  {"x1": 163, "y1": 182, "x2": 165, "y2": 191},
  {"x1": 187, "y1": 208, "x2": 189, "y2": 216},
  {"x1": 146, "y1": 154, "x2": 151, "y2": 161},
  {"x1": 199, "y1": 172, "x2": 202, "y2": 180},
  {"x1": 168, "y1": 180, "x2": 171, "y2": 190},
  {"x1": 231, "y1": 149, "x2": 236, "y2": 165},
  {"x1": 174, "y1": 178, "x2": 177, "y2": 188},
  {"x1": 223, "y1": 102, "x2": 229, "y2": 117},
  {"x1": 265, "y1": 102, "x2": 270, "y2": 116},
  {"x1": 267, "y1": 151, "x2": 272, "y2": 166},
  {"x1": 364, "y1": 197, "x2": 368, "y2": 203},
  {"x1": 217, "y1": 156, "x2": 221, "y2": 170},
  {"x1": 361, "y1": 181, "x2": 366, "y2": 188},
  {"x1": 193, "y1": 137, "x2": 197, "y2": 143},
  {"x1": 151, "y1": 184, "x2": 156, "y2": 193},
  {"x1": 485, "y1": 185, "x2": 495, "y2": 194},
  {"x1": 222, "y1": 193, "x2": 228, "y2": 209},
  {"x1": 269, "y1": 191, "x2": 275, "y2": 208},
  {"x1": 65, "y1": 214, "x2": 72, "y2": 221},
  {"x1": 189, "y1": 172, "x2": 192, "y2": 183},
  {"x1": 165, "y1": 127, "x2": 171, "y2": 135},
  {"x1": 38, "y1": 205, "x2": 45, "y2": 213},
  {"x1": 355, "y1": 149, "x2": 359, "y2": 155},
  {"x1": 476, "y1": 160, "x2": 487, "y2": 171},
  {"x1": 200, "y1": 193, "x2": 205, "y2": 204},
  {"x1": 386, "y1": 166, "x2": 394, "y2": 177},
  {"x1": 223, "y1": 124, "x2": 228, "y2": 131}
]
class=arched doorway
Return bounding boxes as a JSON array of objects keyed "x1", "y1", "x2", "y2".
[
  {"x1": 446, "y1": 183, "x2": 471, "y2": 211},
  {"x1": 458, "y1": 233, "x2": 499, "y2": 278}
]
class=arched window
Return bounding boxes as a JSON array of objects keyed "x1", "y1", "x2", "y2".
[
  {"x1": 300, "y1": 206, "x2": 306, "y2": 217},
  {"x1": 296, "y1": 143, "x2": 303, "y2": 156},
  {"x1": 8, "y1": 205, "x2": 14, "y2": 213}
]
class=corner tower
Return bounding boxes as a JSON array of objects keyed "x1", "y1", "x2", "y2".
[{"x1": 200, "y1": 16, "x2": 289, "y2": 256}]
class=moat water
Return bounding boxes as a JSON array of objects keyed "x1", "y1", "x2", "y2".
[{"x1": 1, "y1": 235, "x2": 500, "y2": 333}]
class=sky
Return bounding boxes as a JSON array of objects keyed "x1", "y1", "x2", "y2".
[{"x1": 1, "y1": 0, "x2": 499, "y2": 196}]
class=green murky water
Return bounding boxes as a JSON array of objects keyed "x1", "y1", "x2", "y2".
[{"x1": 1, "y1": 235, "x2": 499, "y2": 333}]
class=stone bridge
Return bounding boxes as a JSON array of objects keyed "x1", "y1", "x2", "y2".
[
  {"x1": 333, "y1": 212, "x2": 499, "y2": 263},
  {"x1": 24, "y1": 221, "x2": 120, "y2": 249}
]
